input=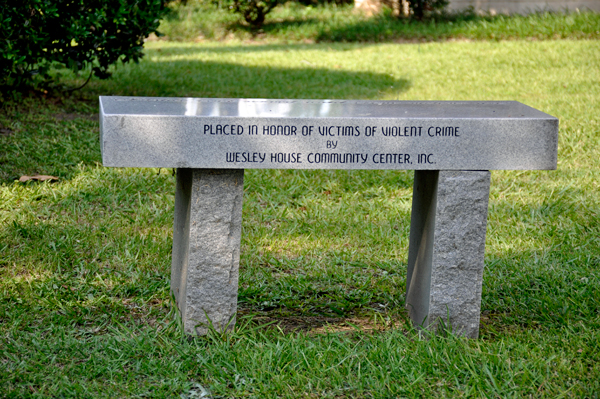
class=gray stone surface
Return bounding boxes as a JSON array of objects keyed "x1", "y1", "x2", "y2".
[
  {"x1": 170, "y1": 168, "x2": 244, "y2": 335},
  {"x1": 100, "y1": 97, "x2": 558, "y2": 171},
  {"x1": 406, "y1": 170, "x2": 490, "y2": 338}
]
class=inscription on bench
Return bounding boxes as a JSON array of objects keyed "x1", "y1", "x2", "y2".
[{"x1": 101, "y1": 97, "x2": 557, "y2": 171}]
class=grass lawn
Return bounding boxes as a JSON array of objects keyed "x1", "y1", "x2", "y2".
[
  {"x1": 158, "y1": 2, "x2": 600, "y2": 42},
  {"x1": 1, "y1": 30, "x2": 599, "y2": 398}
]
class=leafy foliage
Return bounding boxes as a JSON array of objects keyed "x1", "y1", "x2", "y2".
[
  {"x1": 0, "y1": 0, "x2": 168, "y2": 91},
  {"x1": 408, "y1": 0, "x2": 449, "y2": 19},
  {"x1": 220, "y1": 0, "x2": 281, "y2": 28}
]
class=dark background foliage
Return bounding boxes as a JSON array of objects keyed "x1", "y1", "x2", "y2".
[
  {"x1": 409, "y1": 0, "x2": 449, "y2": 19},
  {"x1": 0, "y1": 0, "x2": 168, "y2": 91},
  {"x1": 214, "y1": 0, "x2": 449, "y2": 29},
  {"x1": 227, "y1": 0, "x2": 282, "y2": 27}
]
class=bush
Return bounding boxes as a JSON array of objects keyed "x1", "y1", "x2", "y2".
[
  {"x1": 371, "y1": 0, "x2": 448, "y2": 19},
  {"x1": 216, "y1": 0, "x2": 352, "y2": 29},
  {"x1": 409, "y1": 0, "x2": 448, "y2": 19},
  {"x1": 218, "y1": 0, "x2": 281, "y2": 28},
  {"x1": 0, "y1": 0, "x2": 168, "y2": 91}
]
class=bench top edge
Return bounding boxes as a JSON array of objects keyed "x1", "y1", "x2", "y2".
[{"x1": 99, "y1": 96, "x2": 558, "y2": 121}]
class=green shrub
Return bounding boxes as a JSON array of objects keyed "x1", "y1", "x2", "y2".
[
  {"x1": 409, "y1": 0, "x2": 449, "y2": 19},
  {"x1": 218, "y1": 0, "x2": 281, "y2": 28},
  {"x1": 214, "y1": 0, "x2": 352, "y2": 29},
  {"x1": 0, "y1": 0, "x2": 168, "y2": 91}
]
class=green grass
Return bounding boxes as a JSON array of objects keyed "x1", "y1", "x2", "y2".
[
  {"x1": 158, "y1": 1, "x2": 600, "y2": 42},
  {"x1": 1, "y1": 38, "x2": 600, "y2": 397}
]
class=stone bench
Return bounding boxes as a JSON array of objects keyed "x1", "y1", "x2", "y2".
[{"x1": 100, "y1": 97, "x2": 558, "y2": 338}]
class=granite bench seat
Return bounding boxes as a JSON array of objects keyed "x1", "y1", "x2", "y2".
[{"x1": 100, "y1": 97, "x2": 558, "y2": 338}]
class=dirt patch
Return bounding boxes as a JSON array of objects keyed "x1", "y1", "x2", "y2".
[
  {"x1": 0, "y1": 127, "x2": 14, "y2": 136},
  {"x1": 121, "y1": 298, "x2": 169, "y2": 328},
  {"x1": 247, "y1": 314, "x2": 405, "y2": 335}
]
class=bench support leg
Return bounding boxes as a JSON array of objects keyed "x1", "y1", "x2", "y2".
[
  {"x1": 171, "y1": 168, "x2": 245, "y2": 335},
  {"x1": 406, "y1": 170, "x2": 490, "y2": 338}
]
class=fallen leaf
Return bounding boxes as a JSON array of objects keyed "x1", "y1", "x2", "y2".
[
  {"x1": 0, "y1": 127, "x2": 14, "y2": 136},
  {"x1": 19, "y1": 174, "x2": 59, "y2": 183}
]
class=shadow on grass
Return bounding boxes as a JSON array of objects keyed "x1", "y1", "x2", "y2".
[
  {"x1": 145, "y1": 41, "x2": 379, "y2": 54},
  {"x1": 186, "y1": 11, "x2": 474, "y2": 43},
  {"x1": 224, "y1": 17, "x2": 323, "y2": 36},
  {"x1": 216, "y1": 13, "x2": 474, "y2": 43},
  {"x1": 85, "y1": 49, "x2": 409, "y2": 99},
  {"x1": 314, "y1": 11, "x2": 600, "y2": 42},
  {"x1": 315, "y1": 16, "x2": 459, "y2": 42}
]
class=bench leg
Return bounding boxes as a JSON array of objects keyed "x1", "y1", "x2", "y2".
[
  {"x1": 171, "y1": 168, "x2": 245, "y2": 335},
  {"x1": 406, "y1": 170, "x2": 490, "y2": 338}
]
